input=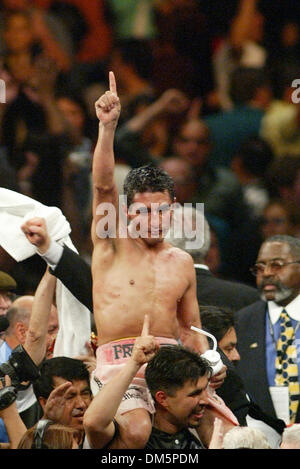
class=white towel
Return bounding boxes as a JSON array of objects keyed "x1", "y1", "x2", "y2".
[{"x1": 0, "y1": 188, "x2": 91, "y2": 357}]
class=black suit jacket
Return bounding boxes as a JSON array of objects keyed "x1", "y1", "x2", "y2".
[
  {"x1": 195, "y1": 267, "x2": 260, "y2": 312},
  {"x1": 50, "y1": 245, "x2": 93, "y2": 312},
  {"x1": 235, "y1": 300, "x2": 300, "y2": 423},
  {"x1": 215, "y1": 349, "x2": 250, "y2": 425}
]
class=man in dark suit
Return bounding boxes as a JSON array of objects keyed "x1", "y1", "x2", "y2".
[
  {"x1": 195, "y1": 266, "x2": 260, "y2": 313},
  {"x1": 200, "y1": 304, "x2": 285, "y2": 445},
  {"x1": 235, "y1": 234, "x2": 300, "y2": 425},
  {"x1": 167, "y1": 207, "x2": 260, "y2": 312}
]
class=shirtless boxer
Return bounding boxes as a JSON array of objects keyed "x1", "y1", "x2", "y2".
[
  {"x1": 90, "y1": 71, "x2": 214, "y2": 447},
  {"x1": 21, "y1": 72, "x2": 226, "y2": 448}
]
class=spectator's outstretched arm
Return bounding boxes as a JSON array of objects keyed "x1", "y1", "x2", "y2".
[
  {"x1": 115, "y1": 89, "x2": 189, "y2": 168},
  {"x1": 31, "y1": 9, "x2": 72, "y2": 72},
  {"x1": 229, "y1": 0, "x2": 259, "y2": 49},
  {"x1": 126, "y1": 89, "x2": 189, "y2": 134},
  {"x1": 0, "y1": 376, "x2": 26, "y2": 449},
  {"x1": 83, "y1": 315, "x2": 158, "y2": 449},
  {"x1": 21, "y1": 218, "x2": 59, "y2": 365},
  {"x1": 33, "y1": 57, "x2": 70, "y2": 135},
  {"x1": 23, "y1": 267, "x2": 56, "y2": 366}
]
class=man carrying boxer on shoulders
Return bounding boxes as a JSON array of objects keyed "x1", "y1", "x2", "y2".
[{"x1": 21, "y1": 71, "x2": 229, "y2": 448}]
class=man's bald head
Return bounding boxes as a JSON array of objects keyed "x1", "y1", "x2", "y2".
[
  {"x1": 12, "y1": 295, "x2": 34, "y2": 313},
  {"x1": 4, "y1": 304, "x2": 31, "y2": 346},
  {"x1": 3, "y1": 296, "x2": 34, "y2": 346}
]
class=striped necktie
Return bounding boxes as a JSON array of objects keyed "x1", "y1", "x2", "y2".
[{"x1": 275, "y1": 309, "x2": 300, "y2": 423}]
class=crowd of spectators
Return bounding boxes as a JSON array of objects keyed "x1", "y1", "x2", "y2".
[{"x1": 1, "y1": 0, "x2": 300, "y2": 286}]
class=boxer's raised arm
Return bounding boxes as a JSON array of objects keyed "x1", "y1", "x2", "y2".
[{"x1": 92, "y1": 72, "x2": 121, "y2": 242}]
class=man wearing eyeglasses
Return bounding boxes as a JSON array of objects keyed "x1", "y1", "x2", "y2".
[{"x1": 235, "y1": 234, "x2": 300, "y2": 425}]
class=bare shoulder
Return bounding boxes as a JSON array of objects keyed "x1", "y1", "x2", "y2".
[{"x1": 164, "y1": 243, "x2": 195, "y2": 269}]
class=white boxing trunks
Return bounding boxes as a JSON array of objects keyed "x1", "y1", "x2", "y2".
[{"x1": 93, "y1": 337, "x2": 178, "y2": 415}]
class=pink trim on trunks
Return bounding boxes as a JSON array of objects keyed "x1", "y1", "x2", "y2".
[{"x1": 93, "y1": 337, "x2": 178, "y2": 416}]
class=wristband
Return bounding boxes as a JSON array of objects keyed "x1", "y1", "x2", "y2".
[{"x1": 37, "y1": 239, "x2": 63, "y2": 270}]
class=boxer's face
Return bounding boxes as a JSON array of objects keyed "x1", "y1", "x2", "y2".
[{"x1": 128, "y1": 191, "x2": 174, "y2": 245}]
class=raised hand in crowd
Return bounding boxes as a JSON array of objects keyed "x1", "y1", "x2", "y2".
[
  {"x1": 21, "y1": 217, "x2": 50, "y2": 255},
  {"x1": 126, "y1": 88, "x2": 189, "y2": 135}
]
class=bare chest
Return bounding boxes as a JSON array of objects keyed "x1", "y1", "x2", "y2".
[{"x1": 93, "y1": 246, "x2": 189, "y2": 305}]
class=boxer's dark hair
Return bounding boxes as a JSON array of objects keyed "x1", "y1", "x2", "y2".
[{"x1": 123, "y1": 164, "x2": 175, "y2": 207}]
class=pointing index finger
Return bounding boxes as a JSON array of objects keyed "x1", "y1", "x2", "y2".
[
  {"x1": 141, "y1": 314, "x2": 150, "y2": 336},
  {"x1": 109, "y1": 71, "x2": 117, "y2": 95}
]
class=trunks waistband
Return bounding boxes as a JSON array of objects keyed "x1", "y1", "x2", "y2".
[{"x1": 96, "y1": 337, "x2": 178, "y2": 365}]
